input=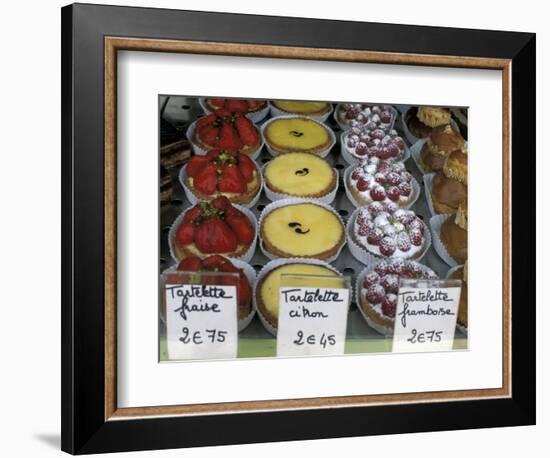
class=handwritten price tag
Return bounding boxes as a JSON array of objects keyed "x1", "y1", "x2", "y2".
[
  {"x1": 277, "y1": 287, "x2": 350, "y2": 357},
  {"x1": 165, "y1": 283, "x2": 238, "y2": 360},
  {"x1": 392, "y1": 279, "x2": 461, "y2": 353}
]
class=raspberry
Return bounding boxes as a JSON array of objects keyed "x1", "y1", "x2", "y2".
[
  {"x1": 401, "y1": 171, "x2": 413, "y2": 182},
  {"x1": 367, "y1": 228, "x2": 384, "y2": 245},
  {"x1": 409, "y1": 229, "x2": 423, "y2": 246},
  {"x1": 370, "y1": 186, "x2": 386, "y2": 201},
  {"x1": 357, "y1": 178, "x2": 369, "y2": 191},
  {"x1": 369, "y1": 146, "x2": 382, "y2": 158},
  {"x1": 351, "y1": 169, "x2": 361, "y2": 180},
  {"x1": 385, "y1": 202, "x2": 398, "y2": 214},
  {"x1": 374, "y1": 172, "x2": 386, "y2": 185},
  {"x1": 386, "y1": 144, "x2": 401, "y2": 158},
  {"x1": 356, "y1": 210, "x2": 371, "y2": 225},
  {"x1": 355, "y1": 142, "x2": 368, "y2": 156},
  {"x1": 387, "y1": 172, "x2": 401, "y2": 187},
  {"x1": 387, "y1": 186, "x2": 401, "y2": 202},
  {"x1": 358, "y1": 223, "x2": 370, "y2": 236},
  {"x1": 380, "y1": 111, "x2": 392, "y2": 124},
  {"x1": 377, "y1": 161, "x2": 393, "y2": 175},
  {"x1": 363, "y1": 271, "x2": 380, "y2": 288},
  {"x1": 409, "y1": 218, "x2": 424, "y2": 233},
  {"x1": 374, "y1": 261, "x2": 389, "y2": 275},
  {"x1": 365, "y1": 121, "x2": 377, "y2": 131},
  {"x1": 382, "y1": 294, "x2": 397, "y2": 318},
  {"x1": 398, "y1": 181, "x2": 412, "y2": 196},
  {"x1": 372, "y1": 129, "x2": 386, "y2": 139},
  {"x1": 397, "y1": 234, "x2": 411, "y2": 252},
  {"x1": 387, "y1": 259, "x2": 405, "y2": 275},
  {"x1": 379, "y1": 236, "x2": 396, "y2": 256},
  {"x1": 368, "y1": 202, "x2": 384, "y2": 215},
  {"x1": 380, "y1": 274, "x2": 399, "y2": 294},
  {"x1": 393, "y1": 137, "x2": 405, "y2": 149},
  {"x1": 366, "y1": 284, "x2": 385, "y2": 304}
]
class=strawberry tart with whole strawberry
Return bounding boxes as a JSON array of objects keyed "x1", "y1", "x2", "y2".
[
  {"x1": 343, "y1": 127, "x2": 406, "y2": 162},
  {"x1": 353, "y1": 202, "x2": 427, "y2": 260},
  {"x1": 168, "y1": 255, "x2": 252, "y2": 320},
  {"x1": 347, "y1": 157, "x2": 416, "y2": 207},
  {"x1": 358, "y1": 259, "x2": 438, "y2": 335},
  {"x1": 193, "y1": 109, "x2": 261, "y2": 155},
  {"x1": 185, "y1": 149, "x2": 261, "y2": 205},
  {"x1": 204, "y1": 98, "x2": 267, "y2": 116},
  {"x1": 173, "y1": 196, "x2": 256, "y2": 261}
]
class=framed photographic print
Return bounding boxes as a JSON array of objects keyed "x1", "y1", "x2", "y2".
[{"x1": 61, "y1": 3, "x2": 536, "y2": 454}]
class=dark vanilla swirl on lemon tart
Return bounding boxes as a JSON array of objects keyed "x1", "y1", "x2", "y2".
[
  {"x1": 260, "y1": 202, "x2": 345, "y2": 260},
  {"x1": 272, "y1": 100, "x2": 331, "y2": 116},
  {"x1": 256, "y1": 263, "x2": 344, "y2": 328},
  {"x1": 336, "y1": 103, "x2": 394, "y2": 130},
  {"x1": 348, "y1": 157, "x2": 415, "y2": 206},
  {"x1": 359, "y1": 259, "x2": 437, "y2": 334},
  {"x1": 264, "y1": 117, "x2": 332, "y2": 154},
  {"x1": 264, "y1": 153, "x2": 336, "y2": 198},
  {"x1": 353, "y1": 202, "x2": 426, "y2": 259},
  {"x1": 344, "y1": 127, "x2": 406, "y2": 161}
]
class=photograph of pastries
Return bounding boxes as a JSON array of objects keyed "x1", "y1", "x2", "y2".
[{"x1": 158, "y1": 95, "x2": 469, "y2": 361}]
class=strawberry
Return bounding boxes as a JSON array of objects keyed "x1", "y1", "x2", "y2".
[
  {"x1": 195, "y1": 219, "x2": 238, "y2": 253},
  {"x1": 186, "y1": 155, "x2": 209, "y2": 178},
  {"x1": 193, "y1": 162, "x2": 218, "y2": 195},
  {"x1": 206, "y1": 149, "x2": 222, "y2": 161},
  {"x1": 211, "y1": 196, "x2": 231, "y2": 211},
  {"x1": 226, "y1": 215, "x2": 255, "y2": 244},
  {"x1": 177, "y1": 256, "x2": 202, "y2": 272},
  {"x1": 218, "y1": 123, "x2": 242, "y2": 151},
  {"x1": 225, "y1": 99, "x2": 249, "y2": 112},
  {"x1": 196, "y1": 113, "x2": 217, "y2": 130},
  {"x1": 182, "y1": 206, "x2": 202, "y2": 224},
  {"x1": 201, "y1": 255, "x2": 227, "y2": 271},
  {"x1": 198, "y1": 124, "x2": 219, "y2": 147},
  {"x1": 237, "y1": 154, "x2": 255, "y2": 182},
  {"x1": 237, "y1": 273, "x2": 252, "y2": 307},
  {"x1": 224, "y1": 204, "x2": 243, "y2": 218},
  {"x1": 247, "y1": 100, "x2": 263, "y2": 110},
  {"x1": 234, "y1": 116, "x2": 258, "y2": 146},
  {"x1": 209, "y1": 98, "x2": 226, "y2": 109},
  {"x1": 215, "y1": 108, "x2": 233, "y2": 119},
  {"x1": 218, "y1": 165, "x2": 246, "y2": 193},
  {"x1": 175, "y1": 222, "x2": 195, "y2": 246}
]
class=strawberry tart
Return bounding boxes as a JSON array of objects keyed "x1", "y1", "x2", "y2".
[
  {"x1": 352, "y1": 202, "x2": 427, "y2": 260},
  {"x1": 342, "y1": 127, "x2": 406, "y2": 162},
  {"x1": 173, "y1": 196, "x2": 256, "y2": 261},
  {"x1": 204, "y1": 98, "x2": 267, "y2": 115},
  {"x1": 347, "y1": 157, "x2": 416, "y2": 207},
  {"x1": 358, "y1": 259, "x2": 438, "y2": 335},
  {"x1": 184, "y1": 149, "x2": 261, "y2": 205},
  {"x1": 193, "y1": 109, "x2": 261, "y2": 155}
]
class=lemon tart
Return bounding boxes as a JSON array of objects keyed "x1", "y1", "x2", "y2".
[
  {"x1": 272, "y1": 100, "x2": 331, "y2": 117},
  {"x1": 264, "y1": 117, "x2": 332, "y2": 154},
  {"x1": 264, "y1": 153, "x2": 336, "y2": 198},
  {"x1": 260, "y1": 202, "x2": 345, "y2": 259},
  {"x1": 257, "y1": 263, "x2": 344, "y2": 327}
]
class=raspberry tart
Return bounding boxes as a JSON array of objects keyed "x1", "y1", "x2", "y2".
[
  {"x1": 193, "y1": 109, "x2": 261, "y2": 155},
  {"x1": 165, "y1": 255, "x2": 253, "y2": 321},
  {"x1": 358, "y1": 259, "x2": 438, "y2": 335},
  {"x1": 342, "y1": 127, "x2": 406, "y2": 162},
  {"x1": 172, "y1": 196, "x2": 256, "y2": 261},
  {"x1": 183, "y1": 149, "x2": 261, "y2": 205},
  {"x1": 347, "y1": 157, "x2": 417, "y2": 207},
  {"x1": 352, "y1": 202, "x2": 428, "y2": 260},
  {"x1": 335, "y1": 103, "x2": 395, "y2": 130}
]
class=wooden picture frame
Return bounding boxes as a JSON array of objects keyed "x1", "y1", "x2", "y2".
[{"x1": 62, "y1": 3, "x2": 535, "y2": 454}]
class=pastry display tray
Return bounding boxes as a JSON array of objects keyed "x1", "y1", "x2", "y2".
[{"x1": 158, "y1": 97, "x2": 467, "y2": 360}]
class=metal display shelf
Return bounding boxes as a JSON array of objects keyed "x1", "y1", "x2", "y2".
[{"x1": 159, "y1": 97, "x2": 467, "y2": 360}]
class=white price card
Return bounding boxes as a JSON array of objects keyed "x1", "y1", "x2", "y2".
[
  {"x1": 392, "y1": 278, "x2": 462, "y2": 353},
  {"x1": 277, "y1": 285, "x2": 350, "y2": 357},
  {"x1": 164, "y1": 279, "x2": 238, "y2": 361}
]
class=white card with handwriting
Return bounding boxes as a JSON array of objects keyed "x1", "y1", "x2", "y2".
[
  {"x1": 165, "y1": 284, "x2": 238, "y2": 360},
  {"x1": 392, "y1": 279, "x2": 461, "y2": 353},
  {"x1": 276, "y1": 287, "x2": 350, "y2": 357}
]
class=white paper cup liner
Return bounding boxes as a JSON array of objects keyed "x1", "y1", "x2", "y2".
[
  {"x1": 396, "y1": 105, "x2": 411, "y2": 115},
  {"x1": 400, "y1": 107, "x2": 461, "y2": 146},
  {"x1": 253, "y1": 257, "x2": 346, "y2": 336},
  {"x1": 340, "y1": 131, "x2": 410, "y2": 165},
  {"x1": 261, "y1": 162, "x2": 339, "y2": 204},
  {"x1": 159, "y1": 260, "x2": 256, "y2": 332},
  {"x1": 260, "y1": 115, "x2": 336, "y2": 158},
  {"x1": 410, "y1": 139, "x2": 429, "y2": 174},
  {"x1": 354, "y1": 265, "x2": 393, "y2": 336},
  {"x1": 343, "y1": 165, "x2": 420, "y2": 210},
  {"x1": 198, "y1": 97, "x2": 270, "y2": 124},
  {"x1": 332, "y1": 103, "x2": 398, "y2": 132},
  {"x1": 430, "y1": 214, "x2": 460, "y2": 267},
  {"x1": 446, "y1": 264, "x2": 468, "y2": 335},
  {"x1": 269, "y1": 102, "x2": 333, "y2": 123},
  {"x1": 186, "y1": 120, "x2": 264, "y2": 160},
  {"x1": 346, "y1": 207, "x2": 432, "y2": 266},
  {"x1": 168, "y1": 203, "x2": 258, "y2": 264},
  {"x1": 257, "y1": 198, "x2": 347, "y2": 263},
  {"x1": 178, "y1": 162, "x2": 263, "y2": 209}
]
